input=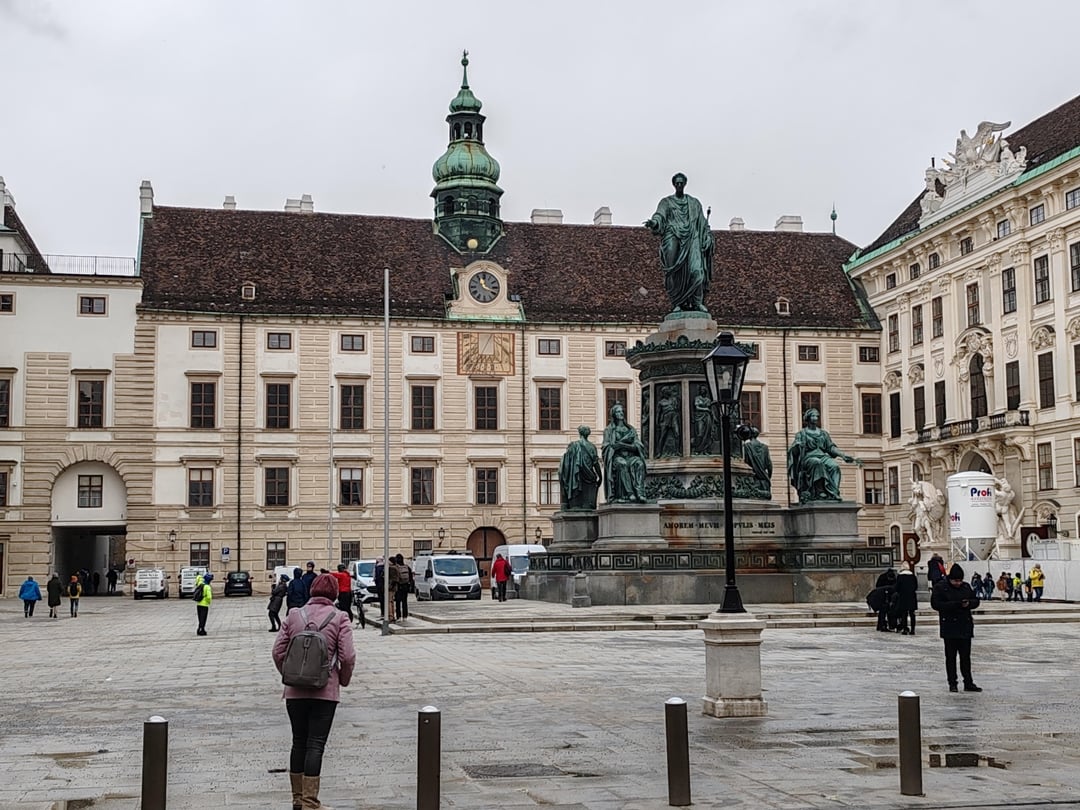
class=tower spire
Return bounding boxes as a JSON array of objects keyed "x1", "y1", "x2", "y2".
[{"x1": 830, "y1": 204, "x2": 838, "y2": 235}]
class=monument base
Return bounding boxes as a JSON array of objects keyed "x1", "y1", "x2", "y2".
[
  {"x1": 548, "y1": 510, "x2": 598, "y2": 551},
  {"x1": 701, "y1": 612, "x2": 767, "y2": 718},
  {"x1": 594, "y1": 502, "x2": 665, "y2": 549}
]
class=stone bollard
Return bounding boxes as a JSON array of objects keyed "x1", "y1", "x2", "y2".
[
  {"x1": 417, "y1": 706, "x2": 441, "y2": 810},
  {"x1": 664, "y1": 698, "x2": 691, "y2": 806},
  {"x1": 898, "y1": 691, "x2": 923, "y2": 796},
  {"x1": 141, "y1": 715, "x2": 168, "y2": 809},
  {"x1": 571, "y1": 571, "x2": 591, "y2": 608}
]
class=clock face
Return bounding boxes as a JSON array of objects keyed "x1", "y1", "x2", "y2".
[{"x1": 468, "y1": 271, "x2": 500, "y2": 303}]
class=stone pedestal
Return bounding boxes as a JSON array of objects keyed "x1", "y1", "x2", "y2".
[
  {"x1": 594, "y1": 502, "x2": 665, "y2": 549},
  {"x1": 548, "y1": 511, "x2": 598, "y2": 551},
  {"x1": 571, "y1": 572, "x2": 591, "y2": 608},
  {"x1": 700, "y1": 612, "x2": 768, "y2": 718}
]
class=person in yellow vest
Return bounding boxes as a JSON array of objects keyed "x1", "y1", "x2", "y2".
[
  {"x1": 1029, "y1": 564, "x2": 1046, "y2": 602},
  {"x1": 1011, "y1": 572, "x2": 1024, "y2": 602},
  {"x1": 195, "y1": 572, "x2": 214, "y2": 636},
  {"x1": 67, "y1": 575, "x2": 82, "y2": 617}
]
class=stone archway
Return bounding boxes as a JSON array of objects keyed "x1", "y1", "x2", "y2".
[
  {"x1": 957, "y1": 451, "x2": 992, "y2": 474},
  {"x1": 466, "y1": 526, "x2": 507, "y2": 585},
  {"x1": 50, "y1": 461, "x2": 128, "y2": 593}
]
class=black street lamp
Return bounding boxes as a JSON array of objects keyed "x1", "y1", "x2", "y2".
[{"x1": 702, "y1": 332, "x2": 750, "y2": 614}]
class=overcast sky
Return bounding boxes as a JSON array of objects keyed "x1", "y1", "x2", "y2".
[{"x1": 3, "y1": 0, "x2": 1080, "y2": 259}]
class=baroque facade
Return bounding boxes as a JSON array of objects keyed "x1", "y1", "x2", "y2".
[
  {"x1": 846, "y1": 94, "x2": 1080, "y2": 556},
  {"x1": 0, "y1": 61, "x2": 883, "y2": 593}
]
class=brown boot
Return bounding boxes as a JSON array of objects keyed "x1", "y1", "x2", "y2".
[
  {"x1": 289, "y1": 772, "x2": 303, "y2": 810},
  {"x1": 302, "y1": 775, "x2": 332, "y2": 809}
]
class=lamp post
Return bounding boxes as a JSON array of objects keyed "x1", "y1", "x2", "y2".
[
  {"x1": 438, "y1": 527, "x2": 446, "y2": 549},
  {"x1": 535, "y1": 526, "x2": 542, "y2": 543},
  {"x1": 702, "y1": 332, "x2": 750, "y2": 614},
  {"x1": 168, "y1": 530, "x2": 177, "y2": 552},
  {"x1": 1047, "y1": 513, "x2": 1058, "y2": 540}
]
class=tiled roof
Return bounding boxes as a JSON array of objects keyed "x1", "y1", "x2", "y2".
[
  {"x1": 139, "y1": 206, "x2": 872, "y2": 331},
  {"x1": 2, "y1": 204, "x2": 49, "y2": 273},
  {"x1": 862, "y1": 93, "x2": 1080, "y2": 255}
]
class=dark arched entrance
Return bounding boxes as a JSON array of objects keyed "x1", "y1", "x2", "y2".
[{"x1": 467, "y1": 526, "x2": 506, "y2": 586}]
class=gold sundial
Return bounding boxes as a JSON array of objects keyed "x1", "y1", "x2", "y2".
[{"x1": 458, "y1": 332, "x2": 514, "y2": 376}]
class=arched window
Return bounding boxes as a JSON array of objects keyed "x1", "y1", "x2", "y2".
[
  {"x1": 464, "y1": 122, "x2": 473, "y2": 139},
  {"x1": 970, "y1": 354, "x2": 987, "y2": 418},
  {"x1": 912, "y1": 462, "x2": 922, "y2": 482},
  {"x1": 453, "y1": 124, "x2": 462, "y2": 140},
  {"x1": 890, "y1": 525, "x2": 901, "y2": 557}
]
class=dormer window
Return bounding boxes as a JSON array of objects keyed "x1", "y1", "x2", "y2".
[{"x1": 775, "y1": 296, "x2": 790, "y2": 316}]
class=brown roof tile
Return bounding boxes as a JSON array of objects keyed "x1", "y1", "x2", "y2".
[{"x1": 139, "y1": 206, "x2": 872, "y2": 331}]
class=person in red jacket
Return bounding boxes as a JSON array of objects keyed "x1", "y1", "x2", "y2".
[
  {"x1": 333, "y1": 564, "x2": 354, "y2": 623},
  {"x1": 491, "y1": 553, "x2": 512, "y2": 602}
]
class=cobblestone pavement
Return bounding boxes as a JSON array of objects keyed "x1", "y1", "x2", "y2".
[{"x1": 3, "y1": 594, "x2": 1080, "y2": 809}]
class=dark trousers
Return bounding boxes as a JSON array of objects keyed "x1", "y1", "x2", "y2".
[
  {"x1": 943, "y1": 637, "x2": 974, "y2": 687},
  {"x1": 897, "y1": 610, "x2": 916, "y2": 634},
  {"x1": 1034, "y1": 587, "x2": 1044, "y2": 601},
  {"x1": 196, "y1": 604, "x2": 209, "y2": 632},
  {"x1": 496, "y1": 580, "x2": 508, "y2": 602},
  {"x1": 269, "y1": 608, "x2": 281, "y2": 631},
  {"x1": 69, "y1": 598, "x2": 79, "y2": 617},
  {"x1": 286, "y1": 698, "x2": 338, "y2": 776},
  {"x1": 394, "y1": 587, "x2": 409, "y2": 620},
  {"x1": 336, "y1": 591, "x2": 354, "y2": 622},
  {"x1": 23, "y1": 600, "x2": 35, "y2": 617}
]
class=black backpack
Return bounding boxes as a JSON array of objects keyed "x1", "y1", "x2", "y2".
[
  {"x1": 68, "y1": 582, "x2": 79, "y2": 597},
  {"x1": 280, "y1": 608, "x2": 337, "y2": 689},
  {"x1": 191, "y1": 583, "x2": 205, "y2": 601}
]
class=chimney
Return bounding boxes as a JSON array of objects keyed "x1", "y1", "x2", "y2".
[
  {"x1": 284, "y1": 197, "x2": 301, "y2": 213},
  {"x1": 139, "y1": 180, "x2": 154, "y2": 217},
  {"x1": 593, "y1": 206, "x2": 612, "y2": 226},
  {"x1": 530, "y1": 208, "x2": 563, "y2": 225},
  {"x1": 729, "y1": 217, "x2": 745, "y2": 231},
  {"x1": 0, "y1": 176, "x2": 12, "y2": 208},
  {"x1": 774, "y1": 215, "x2": 803, "y2": 233},
  {"x1": 223, "y1": 195, "x2": 237, "y2": 210},
  {"x1": 299, "y1": 193, "x2": 314, "y2": 214}
]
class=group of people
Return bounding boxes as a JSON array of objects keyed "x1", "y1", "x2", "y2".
[
  {"x1": 18, "y1": 573, "x2": 88, "y2": 619},
  {"x1": 866, "y1": 567, "x2": 919, "y2": 635},
  {"x1": 373, "y1": 555, "x2": 413, "y2": 623}
]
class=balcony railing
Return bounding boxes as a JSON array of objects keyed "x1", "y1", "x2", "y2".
[
  {"x1": 916, "y1": 409, "x2": 1030, "y2": 443},
  {"x1": 0, "y1": 251, "x2": 136, "y2": 276}
]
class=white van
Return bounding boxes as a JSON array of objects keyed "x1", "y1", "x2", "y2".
[
  {"x1": 134, "y1": 568, "x2": 170, "y2": 599},
  {"x1": 413, "y1": 552, "x2": 481, "y2": 601},
  {"x1": 349, "y1": 559, "x2": 378, "y2": 604},
  {"x1": 178, "y1": 566, "x2": 208, "y2": 598},
  {"x1": 490, "y1": 544, "x2": 546, "y2": 599}
]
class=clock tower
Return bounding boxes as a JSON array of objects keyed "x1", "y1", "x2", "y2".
[{"x1": 431, "y1": 51, "x2": 505, "y2": 254}]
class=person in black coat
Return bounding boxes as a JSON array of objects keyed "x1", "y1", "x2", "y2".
[
  {"x1": 285, "y1": 567, "x2": 308, "y2": 614},
  {"x1": 930, "y1": 563, "x2": 982, "y2": 692},
  {"x1": 894, "y1": 568, "x2": 919, "y2": 635},
  {"x1": 268, "y1": 574, "x2": 288, "y2": 631},
  {"x1": 873, "y1": 568, "x2": 898, "y2": 631}
]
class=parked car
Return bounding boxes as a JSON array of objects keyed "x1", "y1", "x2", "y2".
[
  {"x1": 413, "y1": 551, "x2": 481, "y2": 601},
  {"x1": 178, "y1": 566, "x2": 208, "y2": 599},
  {"x1": 134, "y1": 568, "x2": 169, "y2": 600},
  {"x1": 349, "y1": 559, "x2": 379, "y2": 604},
  {"x1": 223, "y1": 570, "x2": 253, "y2": 596}
]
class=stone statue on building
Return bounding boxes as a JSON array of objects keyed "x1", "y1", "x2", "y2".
[
  {"x1": 741, "y1": 426, "x2": 773, "y2": 497},
  {"x1": 559, "y1": 425, "x2": 603, "y2": 511},
  {"x1": 656, "y1": 385, "x2": 682, "y2": 457},
  {"x1": 994, "y1": 477, "x2": 1022, "y2": 547},
  {"x1": 601, "y1": 402, "x2": 648, "y2": 503},
  {"x1": 909, "y1": 479, "x2": 946, "y2": 547},
  {"x1": 644, "y1": 173, "x2": 714, "y2": 315},
  {"x1": 786, "y1": 408, "x2": 861, "y2": 503},
  {"x1": 691, "y1": 385, "x2": 719, "y2": 455}
]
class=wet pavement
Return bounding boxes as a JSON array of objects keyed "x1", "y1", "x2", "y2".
[{"x1": 3, "y1": 593, "x2": 1080, "y2": 809}]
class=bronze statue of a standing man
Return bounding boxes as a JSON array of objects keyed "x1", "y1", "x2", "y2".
[{"x1": 645, "y1": 173, "x2": 714, "y2": 315}]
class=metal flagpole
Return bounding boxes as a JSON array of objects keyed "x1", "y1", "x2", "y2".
[
  {"x1": 382, "y1": 267, "x2": 391, "y2": 636},
  {"x1": 328, "y1": 384, "x2": 334, "y2": 568}
]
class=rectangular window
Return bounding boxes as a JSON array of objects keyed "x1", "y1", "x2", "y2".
[
  {"x1": 410, "y1": 467, "x2": 434, "y2": 506},
  {"x1": 339, "y1": 468, "x2": 363, "y2": 506},
  {"x1": 604, "y1": 386, "x2": 629, "y2": 418},
  {"x1": 913, "y1": 386, "x2": 925, "y2": 431},
  {"x1": 604, "y1": 340, "x2": 627, "y2": 357},
  {"x1": 966, "y1": 283, "x2": 980, "y2": 327},
  {"x1": 887, "y1": 314, "x2": 899, "y2": 353},
  {"x1": 476, "y1": 467, "x2": 499, "y2": 505},
  {"x1": 266, "y1": 332, "x2": 292, "y2": 350},
  {"x1": 1037, "y1": 442, "x2": 1053, "y2": 490},
  {"x1": 1072, "y1": 243, "x2": 1080, "y2": 292},
  {"x1": 1006, "y1": 360, "x2": 1021, "y2": 410},
  {"x1": 190, "y1": 381, "x2": 216, "y2": 429},
  {"x1": 266, "y1": 541, "x2": 286, "y2": 570},
  {"x1": 1034, "y1": 255, "x2": 1051, "y2": 303},
  {"x1": 739, "y1": 390, "x2": 762, "y2": 428},
  {"x1": 0, "y1": 470, "x2": 7, "y2": 507},
  {"x1": 885, "y1": 273, "x2": 897, "y2": 290},
  {"x1": 889, "y1": 391, "x2": 901, "y2": 438},
  {"x1": 265, "y1": 382, "x2": 291, "y2": 429},
  {"x1": 0, "y1": 293, "x2": 13, "y2": 313},
  {"x1": 0, "y1": 378, "x2": 9, "y2": 427},
  {"x1": 191, "y1": 330, "x2": 217, "y2": 348},
  {"x1": 858, "y1": 346, "x2": 879, "y2": 363},
  {"x1": 538, "y1": 386, "x2": 562, "y2": 431},
  {"x1": 928, "y1": 253, "x2": 940, "y2": 270},
  {"x1": 909, "y1": 262, "x2": 921, "y2": 280},
  {"x1": 997, "y1": 219, "x2": 1011, "y2": 239},
  {"x1": 264, "y1": 467, "x2": 289, "y2": 506},
  {"x1": 797, "y1": 345, "x2": 820, "y2": 362},
  {"x1": 339, "y1": 384, "x2": 365, "y2": 430},
  {"x1": 538, "y1": 338, "x2": 561, "y2": 356},
  {"x1": 77, "y1": 379, "x2": 105, "y2": 428},
  {"x1": 411, "y1": 384, "x2": 435, "y2": 430},
  {"x1": 475, "y1": 385, "x2": 498, "y2": 430},
  {"x1": 935, "y1": 380, "x2": 947, "y2": 426},
  {"x1": 799, "y1": 390, "x2": 822, "y2": 422},
  {"x1": 340, "y1": 334, "x2": 365, "y2": 352},
  {"x1": 959, "y1": 236, "x2": 973, "y2": 255},
  {"x1": 1075, "y1": 439, "x2": 1080, "y2": 488},
  {"x1": 79, "y1": 295, "x2": 106, "y2": 315},
  {"x1": 911, "y1": 305, "x2": 923, "y2": 346},
  {"x1": 187, "y1": 468, "x2": 213, "y2": 508},
  {"x1": 1038, "y1": 352, "x2": 1055, "y2": 409},
  {"x1": 931, "y1": 296, "x2": 943, "y2": 338},
  {"x1": 1030, "y1": 204, "x2": 1045, "y2": 225},
  {"x1": 539, "y1": 469, "x2": 560, "y2": 506},
  {"x1": 887, "y1": 466, "x2": 900, "y2": 505},
  {"x1": 861, "y1": 393, "x2": 881, "y2": 435},
  {"x1": 863, "y1": 467, "x2": 884, "y2": 505},
  {"x1": 1001, "y1": 267, "x2": 1017, "y2": 314},
  {"x1": 78, "y1": 474, "x2": 103, "y2": 508},
  {"x1": 190, "y1": 542, "x2": 210, "y2": 569},
  {"x1": 1067, "y1": 188, "x2": 1080, "y2": 210},
  {"x1": 411, "y1": 335, "x2": 435, "y2": 353},
  {"x1": 340, "y1": 541, "x2": 361, "y2": 564}
]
